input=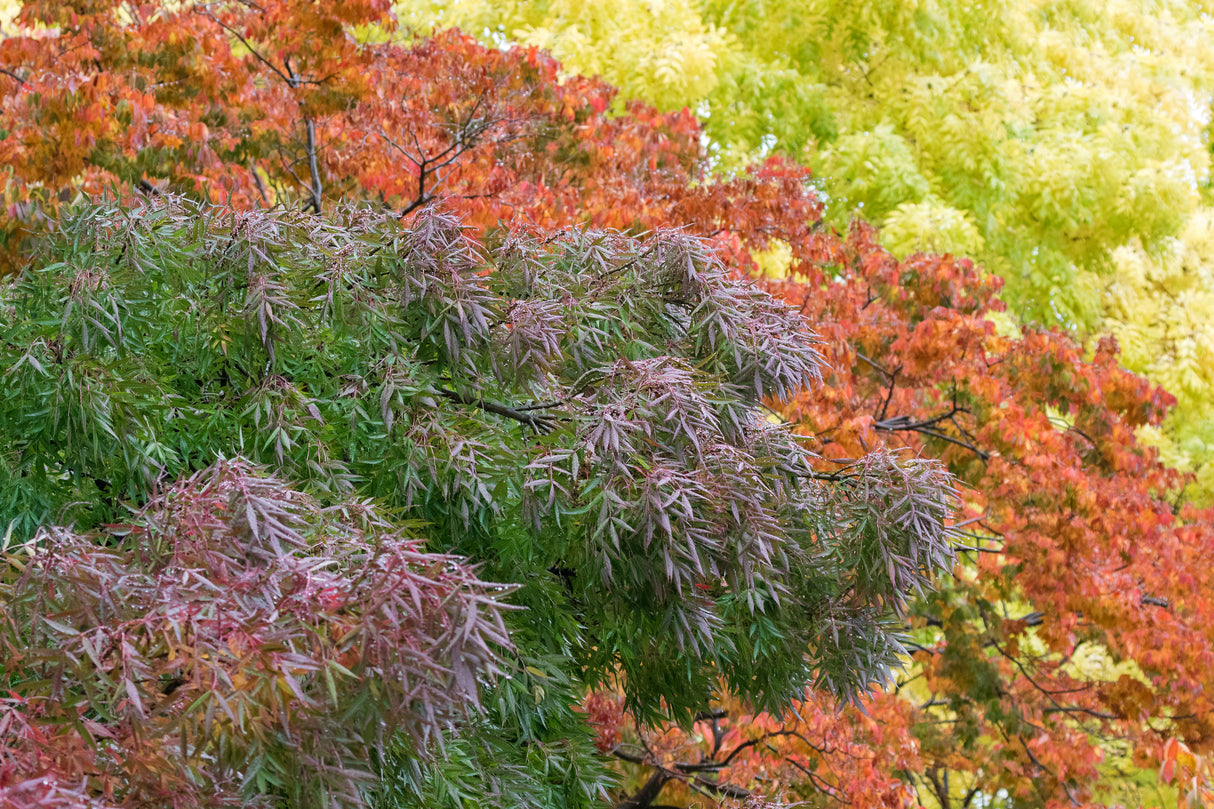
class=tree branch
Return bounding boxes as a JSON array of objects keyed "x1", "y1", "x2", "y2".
[
  {"x1": 194, "y1": 5, "x2": 291, "y2": 85},
  {"x1": 611, "y1": 747, "x2": 672, "y2": 809},
  {"x1": 278, "y1": 56, "x2": 323, "y2": 214},
  {"x1": 249, "y1": 161, "x2": 270, "y2": 205},
  {"x1": 781, "y1": 754, "x2": 849, "y2": 804},
  {"x1": 0, "y1": 66, "x2": 27, "y2": 86},
  {"x1": 875, "y1": 414, "x2": 991, "y2": 460},
  {"x1": 438, "y1": 388, "x2": 558, "y2": 433},
  {"x1": 304, "y1": 117, "x2": 322, "y2": 213}
]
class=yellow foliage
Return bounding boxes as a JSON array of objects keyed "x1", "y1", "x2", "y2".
[
  {"x1": 397, "y1": 0, "x2": 729, "y2": 110},
  {"x1": 752, "y1": 239, "x2": 793, "y2": 279},
  {"x1": 0, "y1": 0, "x2": 18, "y2": 32},
  {"x1": 882, "y1": 200, "x2": 985, "y2": 258},
  {"x1": 1103, "y1": 210, "x2": 1214, "y2": 504}
]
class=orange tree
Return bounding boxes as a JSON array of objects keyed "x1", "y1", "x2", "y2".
[
  {"x1": 2, "y1": 3, "x2": 1213, "y2": 808},
  {"x1": 0, "y1": 1, "x2": 830, "y2": 266}
]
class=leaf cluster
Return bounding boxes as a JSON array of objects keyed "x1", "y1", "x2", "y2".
[{"x1": 0, "y1": 458, "x2": 512, "y2": 809}]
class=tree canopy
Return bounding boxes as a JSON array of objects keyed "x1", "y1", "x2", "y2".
[
  {"x1": 1, "y1": 2, "x2": 1213, "y2": 809},
  {"x1": 0, "y1": 197, "x2": 959, "y2": 808}
]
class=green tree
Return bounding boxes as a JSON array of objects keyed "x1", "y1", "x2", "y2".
[{"x1": 0, "y1": 199, "x2": 958, "y2": 809}]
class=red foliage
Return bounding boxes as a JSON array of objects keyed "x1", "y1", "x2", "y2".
[
  {"x1": 761, "y1": 223, "x2": 1213, "y2": 807},
  {"x1": 0, "y1": 460, "x2": 513, "y2": 809}
]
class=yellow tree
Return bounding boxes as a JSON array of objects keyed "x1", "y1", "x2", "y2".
[{"x1": 397, "y1": 0, "x2": 1214, "y2": 502}]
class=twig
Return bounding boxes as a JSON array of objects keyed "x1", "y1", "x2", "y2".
[
  {"x1": 194, "y1": 5, "x2": 291, "y2": 84},
  {"x1": 875, "y1": 418, "x2": 991, "y2": 460},
  {"x1": 0, "y1": 66, "x2": 27, "y2": 86},
  {"x1": 249, "y1": 161, "x2": 270, "y2": 205}
]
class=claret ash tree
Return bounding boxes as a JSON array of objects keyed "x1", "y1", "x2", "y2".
[{"x1": 0, "y1": 200, "x2": 959, "y2": 809}]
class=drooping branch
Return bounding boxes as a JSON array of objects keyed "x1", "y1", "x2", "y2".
[
  {"x1": 781, "y1": 754, "x2": 849, "y2": 804},
  {"x1": 615, "y1": 769, "x2": 672, "y2": 809},
  {"x1": 611, "y1": 745, "x2": 753, "y2": 809},
  {"x1": 1018, "y1": 734, "x2": 1082, "y2": 807}
]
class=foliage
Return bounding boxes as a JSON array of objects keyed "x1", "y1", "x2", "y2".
[
  {"x1": 573, "y1": 205, "x2": 1214, "y2": 809},
  {"x1": 0, "y1": 459, "x2": 513, "y2": 809},
  {"x1": 2, "y1": 3, "x2": 1213, "y2": 807},
  {"x1": 392, "y1": 0, "x2": 1214, "y2": 501},
  {"x1": 0, "y1": 0, "x2": 711, "y2": 253},
  {"x1": 1101, "y1": 211, "x2": 1214, "y2": 503},
  {"x1": 398, "y1": 0, "x2": 1214, "y2": 320},
  {"x1": 759, "y1": 223, "x2": 1214, "y2": 809},
  {"x1": 0, "y1": 199, "x2": 958, "y2": 808}
]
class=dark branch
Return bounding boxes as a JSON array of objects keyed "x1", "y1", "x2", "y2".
[
  {"x1": 0, "y1": 66, "x2": 28, "y2": 86},
  {"x1": 194, "y1": 6, "x2": 291, "y2": 85},
  {"x1": 615, "y1": 770, "x2": 671, "y2": 809},
  {"x1": 438, "y1": 388, "x2": 558, "y2": 433},
  {"x1": 782, "y1": 754, "x2": 849, "y2": 804},
  {"x1": 875, "y1": 415, "x2": 991, "y2": 460}
]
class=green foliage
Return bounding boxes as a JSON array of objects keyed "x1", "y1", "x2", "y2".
[
  {"x1": 0, "y1": 199, "x2": 958, "y2": 807},
  {"x1": 373, "y1": 657, "x2": 611, "y2": 809}
]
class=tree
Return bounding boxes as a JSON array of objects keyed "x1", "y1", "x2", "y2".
[
  {"x1": 393, "y1": 0, "x2": 1214, "y2": 503},
  {"x1": 0, "y1": 458, "x2": 514, "y2": 809},
  {"x1": 756, "y1": 224, "x2": 1214, "y2": 809},
  {"x1": 0, "y1": 198, "x2": 958, "y2": 808},
  {"x1": 3, "y1": 5, "x2": 1212, "y2": 807}
]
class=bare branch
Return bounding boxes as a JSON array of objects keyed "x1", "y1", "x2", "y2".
[{"x1": 304, "y1": 117, "x2": 322, "y2": 213}]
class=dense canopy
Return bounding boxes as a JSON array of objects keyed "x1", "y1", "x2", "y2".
[
  {"x1": 0, "y1": 198, "x2": 958, "y2": 808},
  {"x1": 1, "y1": 2, "x2": 1213, "y2": 809}
]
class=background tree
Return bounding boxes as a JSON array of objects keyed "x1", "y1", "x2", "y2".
[
  {"x1": 758, "y1": 223, "x2": 1214, "y2": 809},
  {"x1": 393, "y1": 0, "x2": 1214, "y2": 503}
]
